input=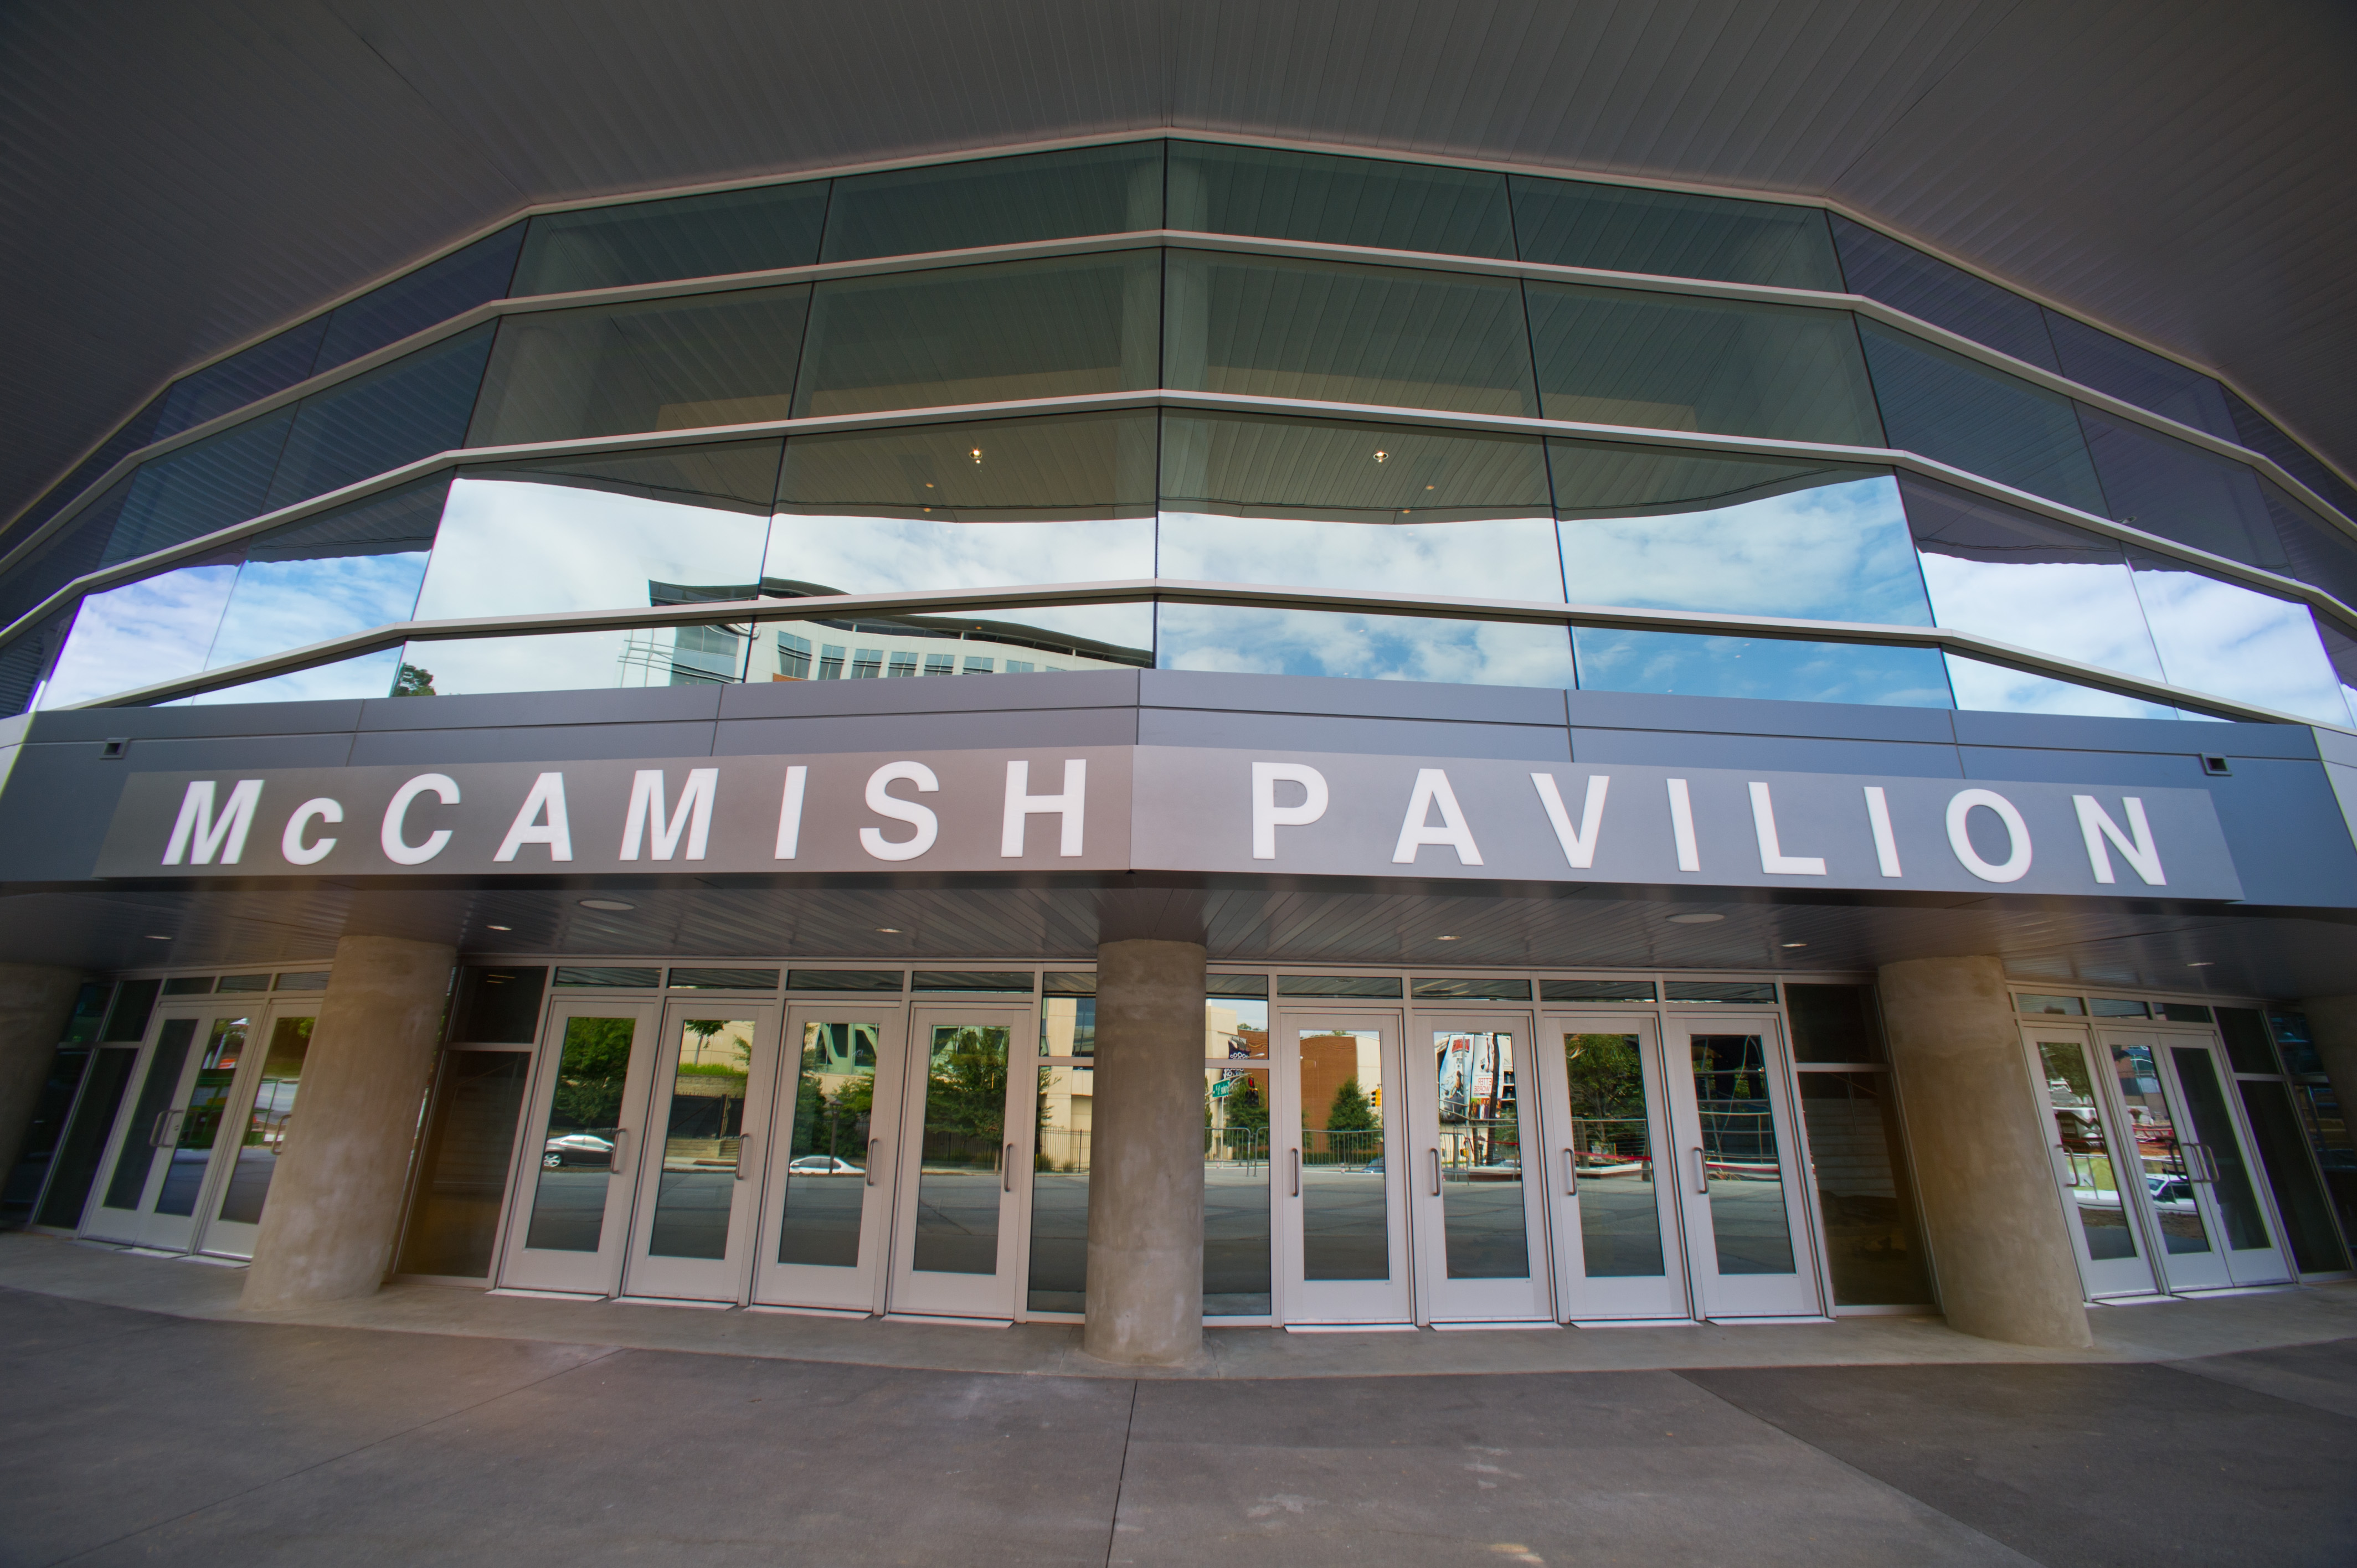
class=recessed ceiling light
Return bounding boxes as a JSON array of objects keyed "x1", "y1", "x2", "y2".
[
  {"x1": 578, "y1": 899, "x2": 634, "y2": 912},
  {"x1": 1781, "y1": 941, "x2": 1808, "y2": 948},
  {"x1": 1666, "y1": 912, "x2": 1724, "y2": 924},
  {"x1": 2186, "y1": 961, "x2": 2214, "y2": 968},
  {"x1": 1436, "y1": 935, "x2": 1460, "y2": 941},
  {"x1": 877, "y1": 927, "x2": 902, "y2": 934},
  {"x1": 486, "y1": 924, "x2": 513, "y2": 932},
  {"x1": 144, "y1": 933, "x2": 172, "y2": 941}
]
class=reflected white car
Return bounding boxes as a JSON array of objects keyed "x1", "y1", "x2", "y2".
[
  {"x1": 2147, "y1": 1174, "x2": 2200, "y2": 1213},
  {"x1": 788, "y1": 1155, "x2": 863, "y2": 1175},
  {"x1": 542, "y1": 1132, "x2": 615, "y2": 1168}
]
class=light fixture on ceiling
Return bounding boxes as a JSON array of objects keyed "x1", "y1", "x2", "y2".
[
  {"x1": 2186, "y1": 961, "x2": 2215, "y2": 967},
  {"x1": 1666, "y1": 912, "x2": 1723, "y2": 924},
  {"x1": 144, "y1": 933, "x2": 172, "y2": 941},
  {"x1": 1781, "y1": 941, "x2": 1808, "y2": 948},
  {"x1": 578, "y1": 899, "x2": 634, "y2": 912},
  {"x1": 877, "y1": 927, "x2": 902, "y2": 934},
  {"x1": 1372, "y1": 449, "x2": 1388, "y2": 463},
  {"x1": 1435, "y1": 934, "x2": 1460, "y2": 941},
  {"x1": 486, "y1": 924, "x2": 513, "y2": 932},
  {"x1": 969, "y1": 447, "x2": 984, "y2": 464}
]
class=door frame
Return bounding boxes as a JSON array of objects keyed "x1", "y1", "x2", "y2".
[
  {"x1": 2019, "y1": 1023, "x2": 2162, "y2": 1298},
  {"x1": 616, "y1": 998, "x2": 784, "y2": 1303},
  {"x1": 195, "y1": 1001, "x2": 323, "y2": 1260},
  {"x1": 1272, "y1": 1007, "x2": 1412, "y2": 1326},
  {"x1": 749, "y1": 1001, "x2": 910, "y2": 1313},
  {"x1": 1533, "y1": 1009, "x2": 1694, "y2": 1323},
  {"x1": 883, "y1": 1002, "x2": 1036, "y2": 1320},
  {"x1": 1401, "y1": 1007, "x2": 1552, "y2": 1324},
  {"x1": 1658, "y1": 1009, "x2": 1826, "y2": 1320},
  {"x1": 495, "y1": 996, "x2": 664, "y2": 1297}
]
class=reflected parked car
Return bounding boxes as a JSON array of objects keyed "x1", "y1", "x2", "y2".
[
  {"x1": 543, "y1": 1132, "x2": 616, "y2": 1168},
  {"x1": 788, "y1": 1155, "x2": 863, "y2": 1175},
  {"x1": 2147, "y1": 1174, "x2": 2200, "y2": 1212}
]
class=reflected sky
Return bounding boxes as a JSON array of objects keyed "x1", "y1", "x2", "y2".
[
  {"x1": 763, "y1": 512, "x2": 1154, "y2": 645},
  {"x1": 1572, "y1": 630, "x2": 1952, "y2": 708},
  {"x1": 40, "y1": 561, "x2": 240, "y2": 709},
  {"x1": 395, "y1": 628, "x2": 738, "y2": 697},
  {"x1": 416, "y1": 478, "x2": 769, "y2": 620},
  {"x1": 1157, "y1": 512, "x2": 1563, "y2": 600},
  {"x1": 193, "y1": 649, "x2": 405, "y2": 706},
  {"x1": 203, "y1": 551, "x2": 428, "y2": 673},
  {"x1": 1158, "y1": 605, "x2": 1572, "y2": 687},
  {"x1": 1941, "y1": 654, "x2": 2177, "y2": 721},
  {"x1": 2129, "y1": 564, "x2": 2351, "y2": 724},
  {"x1": 1917, "y1": 552, "x2": 2165, "y2": 685},
  {"x1": 1558, "y1": 476, "x2": 1929, "y2": 624}
]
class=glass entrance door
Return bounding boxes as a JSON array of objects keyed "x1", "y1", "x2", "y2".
[
  {"x1": 82, "y1": 1004, "x2": 261, "y2": 1251},
  {"x1": 882, "y1": 1005, "x2": 1028, "y2": 1319},
  {"x1": 2024, "y1": 1026, "x2": 2159, "y2": 1298},
  {"x1": 1402, "y1": 1011, "x2": 1550, "y2": 1323},
  {"x1": 1532, "y1": 1013, "x2": 1690, "y2": 1322},
  {"x1": 2095, "y1": 1028, "x2": 2290, "y2": 1291},
  {"x1": 198, "y1": 1010, "x2": 316, "y2": 1258},
  {"x1": 750, "y1": 1005, "x2": 910, "y2": 1313},
  {"x1": 1274, "y1": 1012, "x2": 1410, "y2": 1324},
  {"x1": 497, "y1": 1000, "x2": 660, "y2": 1296},
  {"x1": 618, "y1": 1002, "x2": 782, "y2": 1302},
  {"x1": 1660, "y1": 1015, "x2": 1822, "y2": 1318}
]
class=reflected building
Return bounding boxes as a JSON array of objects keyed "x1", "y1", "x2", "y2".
[{"x1": 3, "y1": 10, "x2": 2355, "y2": 1366}]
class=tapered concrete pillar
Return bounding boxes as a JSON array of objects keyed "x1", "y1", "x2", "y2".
[
  {"x1": 2295, "y1": 997, "x2": 2357, "y2": 1127},
  {"x1": 241, "y1": 935, "x2": 454, "y2": 1310},
  {"x1": 0, "y1": 964, "x2": 89, "y2": 1182},
  {"x1": 1879, "y1": 955, "x2": 2092, "y2": 1349},
  {"x1": 1082, "y1": 937, "x2": 1206, "y2": 1365}
]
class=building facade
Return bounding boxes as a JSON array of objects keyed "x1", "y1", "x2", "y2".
[{"x1": 3, "y1": 128, "x2": 2355, "y2": 1358}]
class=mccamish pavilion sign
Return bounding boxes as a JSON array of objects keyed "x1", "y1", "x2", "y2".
[{"x1": 100, "y1": 746, "x2": 2243, "y2": 901}]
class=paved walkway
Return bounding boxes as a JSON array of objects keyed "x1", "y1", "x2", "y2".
[{"x1": 2, "y1": 1236, "x2": 2353, "y2": 1565}]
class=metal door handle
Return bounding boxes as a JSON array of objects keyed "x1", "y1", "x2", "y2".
[
  {"x1": 1290, "y1": 1148, "x2": 1301, "y2": 1197},
  {"x1": 1563, "y1": 1150, "x2": 1578, "y2": 1195},
  {"x1": 1429, "y1": 1148, "x2": 1442, "y2": 1196},
  {"x1": 866, "y1": 1139, "x2": 880, "y2": 1186},
  {"x1": 148, "y1": 1111, "x2": 171, "y2": 1147},
  {"x1": 2185, "y1": 1144, "x2": 2216, "y2": 1183},
  {"x1": 1004, "y1": 1143, "x2": 1016, "y2": 1192},
  {"x1": 608, "y1": 1127, "x2": 630, "y2": 1171},
  {"x1": 1690, "y1": 1147, "x2": 1708, "y2": 1195},
  {"x1": 735, "y1": 1133, "x2": 755, "y2": 1181}
]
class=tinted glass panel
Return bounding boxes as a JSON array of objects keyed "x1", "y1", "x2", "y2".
[
  {"x1": 1527, "y1": 283, "x2": 1879, "y2": 445},
  {"x1": 35, "y1": 1046, "x2": 136, "y2": 1229},
  {"x1": 1541, "y1": 979, "x2": 1655, "y2": 1002},
  {"x1": 2168, "y1": 1046, "x2": 2269, "y2": 1252},
  {"x1": 451, "y1": 966, "x2": 549, "y2": 1044},
  {"x1": 910, "y1": 1023, "x2": 1010, "y2": 1274},
  {"x1": 2077, "y1": 407, "x2": 2286, "y2": 571},
  {"x1": 38, "y1": 549, "x2": 243, "y2": 709},
  {"x1": 824, "y1": 144, "x2": 1161, "y2": 262},
  {"x1": 645, "y1": 1017, "x2": 755, "y2": 1260},
  {"x1": 155, "y1": 318, "x2": 332, "y2": 441},
  {"x1": 2224, "y1": 389, "x2": 2357, "y2": 525},
  {"x1": 1028, "y1": 1061, "x2": 1092, "y2": 1312},
  {"x1": 1513, "y1": 178, "x2": 1841, "y2": 291},
  {"x1": 1561, "y1": 1030, "x2": 1665, "y2": 1276},
  {"x1": 156, "y1": 1015, "x2": 248, "y2": 1218},
  {"x1": 523, "y1": 1017, "x2": 637, "y2": 1252},
  {"x1": 1167, "y1": 250, "x2": 1536, "y2": 417},
  {"x1": 2036, "y1": 1038, "x2": 2135, "y2": 1260},
  {"x1": 467, "y1": 286, "x2": 811, "y2": 447},
  {"x1": 1798, "y1": 1071, "x2": 1933, "y2": 1304},
  {"x1": 1205, "y1": 1052, "x2": 1273, "y2": 1314},
  {"x1": 1572, "y1": 628, "x2": 1952, "y2": 709},
  {"x1": 1553, "y1": 443, "x2": 1926, "y2": 624},
  {"x1": 215, "y1": 1015, "x2": 311, "y2": 1226},
  {"x1": 2128, "y1": 553, "x2": 2349, "y2": 723},
  {"x1": 777, "y1": 1020, "x2": 879, "y2": 1268},
  {"x1": 314, "y1": 224, "x2": 524, "y2": 374},
  {"x1": 2108, "y1": 1041, "x2": 2207, "y2": 1255},
  {"x1": 103, "y1": 980, "x2": 162, "y2": 1042},
  {"x1": 2237, "y1": 1079, "x2": 2349, "y2": 1273},
  {"x1": 99, "y1": 410, "x2": 295, "y2": 568},
  {"x1": 1, "y1": 400, "x2": 168, "y2": 562},
  {"x1": 103, "y1": 1019, "x2": 195, "y2": 1213},
  {"x1": 2042, "y1": 310, "x2": 2234, "y2": 441},
  {"x1": 795, "y1": 252, "x2": 1158, "y2": 417},
  {"x1": 1828, "y1": 215, "x2": 2058, "y2": 372},
  {"x1": 1857, "y1": 321, "x2": 2104, "y2": 514},
  {"x1": 1300, "y1": 1028, "x2": 1388, "y2": 1280},
  {"x1": 194, "y1": 476, "x2": 445, "y2": 705},
  {"x1": 515, "y1": 183, "x2": 829, "y2": 296},
  {"x1": 1170, "y1": 142, "x2": 1512, "y2": 259},
  {"x1": 2216, "y1": 1007, "x2": 2279, "y2": 1076},
  {"x1": 1433, "y1": 1029, "x2": 1528, "y2": 1279},
  {"x1": 1785, "y1": 984, "x2": 1884, "y2": 1063},
  {"x1": 1160, "y1": 604, "x2": 1573, "y2": 689},
  {"x1": 2260, "y1": 479, "x2": 2357, "y2": 612},
  {"x1": 1898, "y1": 474, "x2": 2173, "y2": 719},
  {"x1": 409, "y1": 445, "x2": 777, "y2": 696},
  {"x1": 395, "y1": 1050, "x2": 529, "y2": 1277},
  {"x1": 264, "y1": 327, "x2": 493, "y2": 512},
  {"x1": 767, "y1": 412, "x2": 1155, "y2": 656},
  {"x1": 1160, "y1": 412, "x2": 1557, "y2": 599},
  {"x1": 1690, "y1": 1033, "x2": 1795, "y2": 1274}
]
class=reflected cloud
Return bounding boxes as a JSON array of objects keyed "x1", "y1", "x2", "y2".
[
  {"x1": 40, "y1": 563, "x2": 240, "y2": 709},
  {"x1": 1159, "y1": 605, "x2": 1573, "y2": 687},
  {"x1": 1572, "y1": 628, "x2": 1951, "y2": 708},
  {"x1": 416, "y1": 479, "x2": 769, "y2": 620},
  {"x1": 1941, "y1": 655, "x2": 2176, "y2": 721},
  {"x1": 2130, "y1": 566, "x2": 2351, "y2": 724},
  {"x1": 1560, "y1": 475, "x2": 1928, "y2": 625},
  {"x1": 1918, "y1": 554, "x2": 2165, "y2": 683},
  {"x1": 1158, "y1": 512, "x2": 1562, "y2": 600},
  {"x1": 204, "y1": 553, "x2": 429, "y2": 672},
  {"x1": 764, "y1": 512, "x2": 1154, "y2": 642},
  {"x1": 194, "y1": 649, "x2": 405, "y2": 706}
]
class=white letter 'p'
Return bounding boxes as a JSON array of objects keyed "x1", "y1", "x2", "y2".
[{"x1": 1252, "y1": 763, "x2": 1329, "y2": 859}]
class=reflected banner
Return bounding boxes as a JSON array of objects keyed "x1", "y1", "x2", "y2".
[{"x1": 93, "y1": 745, "x2": 2241, "y2": 900}]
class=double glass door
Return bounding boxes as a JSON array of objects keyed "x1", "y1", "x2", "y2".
[
  {"x1": 498, "y1": 997, "x2": 1028, "y2": 1317},
  {"x1": 1270, "y1": 1006, "x2": 1820, "y2": 1325},
  {"x1": 2026, "y1": 1023, "x2": 2291, "y2": 1297},
  {"x1": 80, "y1": 999, "x2": 316, "y2": 1257}
]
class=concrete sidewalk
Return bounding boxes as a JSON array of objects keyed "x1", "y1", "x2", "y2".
[
  {"x1": 3, "y1": 1230, "x2": 2354, "y2": 1381},
  {"x1": 1, "y1": 1278, "x2": 2351, "y2": 1567}
]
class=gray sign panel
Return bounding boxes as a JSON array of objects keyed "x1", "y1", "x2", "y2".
[{"x1": 93, "y1": 744, "x2": 2241, "y2": 901}]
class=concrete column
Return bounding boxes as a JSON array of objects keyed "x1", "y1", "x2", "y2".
[
  {"x1": 241, "y1": 935, "x2": 454, "y2": 1311},
  {"x1": 2295, "y1": 997, "x2": 2357, "y2": 1125},
  {"x1": 1081, "y1": 937, "x2": 1206, "y2": 1365},
  {"x1": 0, "y1": 964, "x2": 89, "y2": 1183},
  {"x1": 1878, "y1": 955, "x2": 2092, "y2": 1349}
]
